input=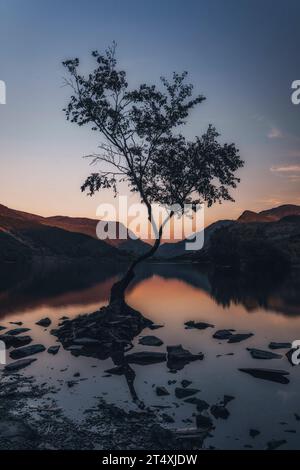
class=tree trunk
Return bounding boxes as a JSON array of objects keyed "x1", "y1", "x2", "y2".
[{"x1": 110, "y1": 234, "x2": 162, "y2": 305}]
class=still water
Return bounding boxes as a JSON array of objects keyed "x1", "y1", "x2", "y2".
[{"x1": 0, "y1": 262, "x2": 300, "y2": 449}]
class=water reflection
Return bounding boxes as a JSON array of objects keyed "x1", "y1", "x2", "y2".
[{"x1": 0, "y1": 262, "x2": 299, "y2": 318}]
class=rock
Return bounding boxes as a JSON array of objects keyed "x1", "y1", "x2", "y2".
[
  {"x1": 66, "y1": 345, "x2": 84, "y2": 353},
  {"x1": 184, "y1": 397, "x2": 209, "y2": 412},
  {"x1": 247, "y1": 348, "x2": 282, "y2": 360},
  {"x1": 156, "y1": 386, "x2": 170, "y2": 396},
  {"x1": 210, "y1": 405, "x2": 230, "y2": 420},
  {"x1": 104, "y1": 365, "x2": 126, "y2": 375},
  {"x1": 175, "y1": 387, "x2": 200, "y2": 399},
  {"x1": 52, "y1": 302, "x2": 153, "y2": 362},
  {"x1": 10, "y1": 344, "x2": 46, "y2": 360},
  {"x1": 67, "y1": 380, "x2": 77, "y2": 388},
  {"x1": 7, "y1": 328, "x2": 31, "y2": 336},
  {"x1": 196, "y1": 413, "x2": 213, "y2": 429},
  {"x1": 59, "y1": 316, "x2": 69, "y2": 320},
  {"x1": 9, "y1": 321, "x2": 23, "y2": 326},
  {"x1": 139, "y1": 336, "x2": 163, "y2": 347},
  {"x1": 0, "y1": 334, "x2": 32, "y2": 348},
  {"x1": 249, "y1": 429, "x2": 260, "y2": 438},
  {"x1": 269, "y1": 342, "x2": 292, "y2": 350},
  {"x1": 0, "y1": 418, "x2": 36, "y2": 441},
  {"x1": 167, "y1": 345, "x2": 204, "y2": 371},
  {"x1": 148, "y1": 324, "x2": 164, "y2": 330},
  {"x1": 213, "y1": 329, "x2": 235, "y2": 340},
  {"x1": 4, "y1": 358, "x2": 37, "y2": 372},
  {"x1": 222, "y1": 395, "x2": 235, "y2": 406},
  {"x1": 126, "y1": 351, "x2": 166, "y2": 365},
  {"x1": 36, "y1": 317, "x2": 51, "y2": 327},
  {"x1": 266, "y1": 439, "x2": 287, "y2": 450},
  {"x1": 0, "y1": 326, "x2": 6, "y2": 331},
  {"x1": 228, "y1": 333, "x2": 253, "y2": 343},
  {"x1": 12, "y1": 336, "x2": 33, "y2": 348},
  {"x1": 239, "y1": 368, "x2": 290, "y2": 384},
  {"x1": 150, "y1": 424, "x2": 176, "y2": 448},
  {"x1": 184, "y1": 321, "x2": 214, "y2": 330},
  {"x1": 181, "y1": 380, "x2": 192, "y2": 388},
  {"x1": 47, "y1": 345, "x2": 60, "y2": 355},
  {"x1": 161, "y1": 413, "x2": 175, "y2": 423},
  {"x1": 73, "y1": 338, "x2": 102, "y2": 347}
]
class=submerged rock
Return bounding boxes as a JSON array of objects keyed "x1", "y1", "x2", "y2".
[
  {"x1": 47, "y1": 345, "x2": 60, "y2": 355},
  {"x1": 156, "y1": 386, "x2": 170, "y2": 396},
  {"x1": 213, "y1": 329, "x2": 235, "y2": 340},
  {"x1": 148, "y1": 324, "x2": 164, "y2": 330},
  {"x1": 161, "y1": 413, "x2": 175, "y2": 423},
  {"x1": 5, "y1": 358, "x2": 37, "y2": 372},
  {"x1": 73, "y1": 338, "x2": 102, "y2": 347},
  {"x1": 239, "y1": 368, "x2": 290, "y2": 384},
  {"x1": 7, "y1": 328, "x2": 30, "y2": 336},
  {"x1": 184, "y1": 321, "x2": 214, "y2": 330},
  {"x1": 247, "y1": 348, "x2": 282, "y2": 360},
  {"x1": 10, "y1": 344, "x2": 46, "y2": 360},
  {"x1": 181, "y1": 380, "x2": 192, "y2": 388},
  {"x1": 222, "y1": 395, "x2": 235, "y2": 406},
  {"x1": 139, "y1": 336, "x2": 163, "y2": 347},
  {"x1": 249, "y1": 429, "x2": 260, "y2": 438},
  {"x1": 210, "y1": 404, "x2": 230, "y2": 420},
  {"x1": 196, "y1": 413, "x2": 213, "y2": 429},
  {"x1": 266, "y1": 439, "x2": 287, "y2": 450},
  {"x1": 167, "y1": 345, "x2": 204, "y2": 371},
  {"x1": 228, "y1": 333, "x2": 253, "y2": 343},
  {"x1": 126, "y1": 351, "x2": 166, "y2": 365},
  {"x1": 0, "y1": 334, "x2": 32, "y2": 349},
  {"x1": 36, "y1": 317, "x2": 51, "y2": 327},
  {"x1": 185, "y1": 397, "x2": 209, "y2": 412},
  {"x1": 269, "y1": 342, "x2": 292, "y2": 350},
  {"x1": 175, "y1": 387, "x2": 200, "y2": 399}
]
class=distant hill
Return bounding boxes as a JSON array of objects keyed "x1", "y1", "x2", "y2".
[
  {"x1": 156, "y1": 220, "x2": 234, "y2": 259},
  {"x1": 0, "y1": 204, "x2": 150, "y2": 258},
  {"x1": 156, "y1": 204, "x2": 300, "y2": 260},
  {"x1": 238, "y1": 204, "x2": 300, "y2": 223}
]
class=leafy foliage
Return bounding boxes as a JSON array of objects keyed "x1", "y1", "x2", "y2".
[{"x1": 63, "y1": 44, "x2": 244, "y2": 223}]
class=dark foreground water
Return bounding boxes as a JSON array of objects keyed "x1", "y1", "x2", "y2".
[{"x1": 0, "y1": 262, "x2": 300, "y2": 449}]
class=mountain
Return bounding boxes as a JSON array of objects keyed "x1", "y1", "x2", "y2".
[
  {"x1": 209, "y1": 215, "x2": 300, "y2": 273},
  {"x1": 156, "y1": 220, "x2": 234, "y2": 259},
  {"x1": 238, "y1": 204, "x2": 300, "y2": 223},
  {"x1": 0, "y1": 204, "x2": 150, "y2": 258},
  {"x1": 156, "y1": 204, "x2": 300, "y2": 260}
]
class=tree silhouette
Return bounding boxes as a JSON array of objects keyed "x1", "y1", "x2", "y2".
[{"x1": 63, "y1": 44, "x2": 244, "y2": 304}]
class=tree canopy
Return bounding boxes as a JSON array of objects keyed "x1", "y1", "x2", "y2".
[{"x1": 63, "y1": 44, "x2": 244, "y2": 232}]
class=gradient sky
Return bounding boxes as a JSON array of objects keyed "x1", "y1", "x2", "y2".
[{"x1": 0, "y1": 0, "x2": 299, "y2": 228}]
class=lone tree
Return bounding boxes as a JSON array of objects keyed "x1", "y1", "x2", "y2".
[{"x1": 63, "y1": 44, "x2": 244, "y2": 304}]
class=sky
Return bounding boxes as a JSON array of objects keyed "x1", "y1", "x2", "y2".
[{"x1": 0, "y1": 0, "x2": 299, "y2": 229}]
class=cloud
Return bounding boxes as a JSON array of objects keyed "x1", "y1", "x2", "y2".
[
  {"x1": 268, "y1": 127, "x2": 283, "y2": 139},
  {"x1": 271, "y1": 164, "x2": 300, "y2": 173}
]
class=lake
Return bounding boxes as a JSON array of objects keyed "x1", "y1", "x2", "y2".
[{"x1": 0, "y1": 262, "x2": 299, "y2": 449}]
